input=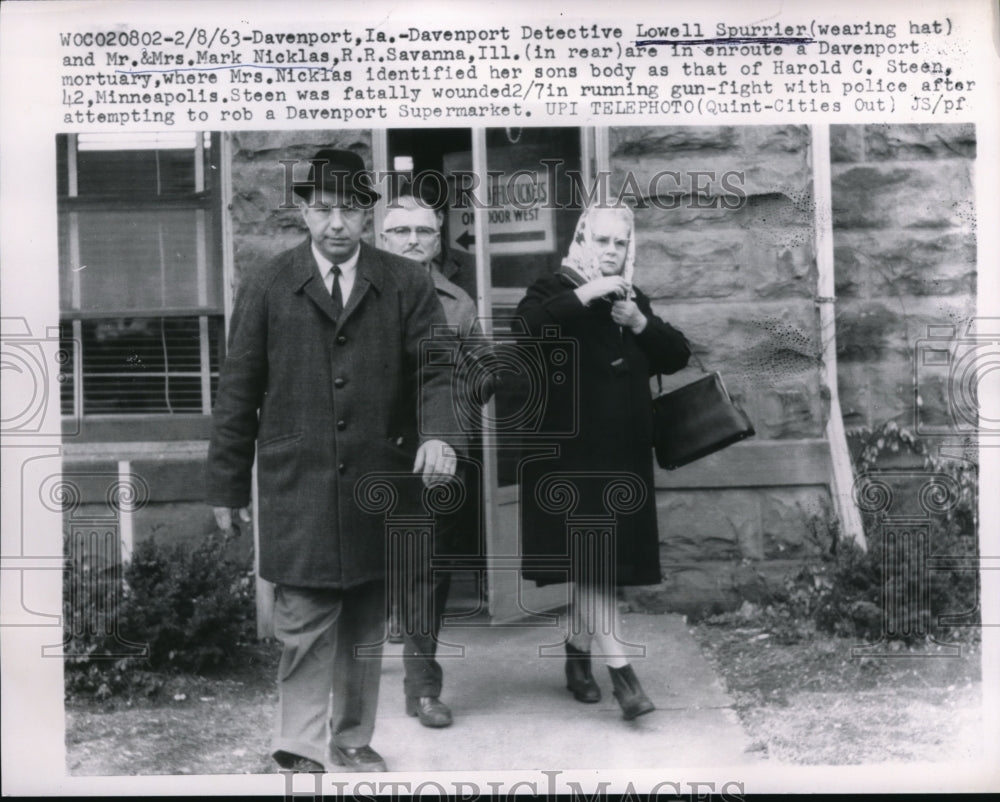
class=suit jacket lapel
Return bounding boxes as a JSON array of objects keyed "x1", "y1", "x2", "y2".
[
  {"x1": 291, "y1": 239, "x2": 340, "y2": 324},
  {"x1": 291, "y1": 240, "x2": 384, "y2": 329},
  {"x1": 337, "y1": 243, "x2": 383, "y2": 330}
]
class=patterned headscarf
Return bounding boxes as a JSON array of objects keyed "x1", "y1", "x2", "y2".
[{"x1": 561, "y1": 205, "x2": 636, "y2": 297}]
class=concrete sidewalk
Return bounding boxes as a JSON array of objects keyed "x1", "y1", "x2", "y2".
[{"x1": 363, "y1": 612, "x2": 758, "y2": 772}]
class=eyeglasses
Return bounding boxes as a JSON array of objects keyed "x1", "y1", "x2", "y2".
[{"x1": 383, "y1": 226, "x2": 438, "y2": 238}]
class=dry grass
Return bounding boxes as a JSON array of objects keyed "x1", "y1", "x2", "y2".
[
  {"x1": 66, "y1": 642, "x2": 280, "y2": 775},
  {"x1": 692, "y1": 622, "x2": 983, "y2": 765}
]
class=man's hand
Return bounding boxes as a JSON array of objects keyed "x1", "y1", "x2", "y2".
[
  {"x1": 611, "y1": 299, "x2": 647, "y2": 333},
  {"x1": 574, "y1": 275, "x2": 628, "y2": 306},
  {"x1": 413, "y1": 439, "x2": 457, "y2": 487},
  {"x1": 213, "y1": 506, "x2": 251, "y2": 534}
]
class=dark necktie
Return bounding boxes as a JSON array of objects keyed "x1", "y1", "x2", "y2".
[{"x1": 330, "y1": 265, "x2": 343, "y2": 315}]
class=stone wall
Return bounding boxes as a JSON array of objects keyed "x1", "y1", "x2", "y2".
[
  {"x1": 831, "y1": 124, "x2": 977, "y2": 433},
  {"x1": 609, "y1": 125, "x2": 833, "y2": 616},
  {"x1": 610, "y1": 125, "x2": 826, "y2": 437},
  {"x1": 608, "y1": 124, "x2": 977, "y2": 617}
]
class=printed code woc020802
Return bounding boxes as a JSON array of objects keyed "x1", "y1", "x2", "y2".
[{"x1": 59, "y1": 28, "x2": 245, "y2": 49}]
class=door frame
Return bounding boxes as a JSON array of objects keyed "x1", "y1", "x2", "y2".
[{"x1": 370, "y1": 126, "x2": 596, "y2": 624}]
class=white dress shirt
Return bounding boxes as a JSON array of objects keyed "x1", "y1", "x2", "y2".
[{"x1": 311, "y1": 241, "x2": 360, "y2": 306}]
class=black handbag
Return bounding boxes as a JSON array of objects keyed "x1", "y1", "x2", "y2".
[{"x1": 652, "y1": 350, "x2": 755, "y2": 470}]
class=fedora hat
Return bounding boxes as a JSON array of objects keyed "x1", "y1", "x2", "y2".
[{"x1": 292, "y1": 148, "x2": 381, "y2": 206}]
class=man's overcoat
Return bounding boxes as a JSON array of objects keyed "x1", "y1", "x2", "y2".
[{"x1": 206, "y1": 239, "x2": 459, "y2": 589}]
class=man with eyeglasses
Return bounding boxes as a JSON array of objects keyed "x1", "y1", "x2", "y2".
[
  {"x1": 381, "y1": 194, "x2": 480, "y2": 339},
  {"x1": 380, "y1": 193, "x2": 494, "y2": 730},
  {"x1": 207, "y1": 150, "x2": 461, "y2": 773}
]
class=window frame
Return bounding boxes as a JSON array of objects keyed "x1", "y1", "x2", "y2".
[{"x1": 57, "y1": 132, "x2": 225, "y2": 443}]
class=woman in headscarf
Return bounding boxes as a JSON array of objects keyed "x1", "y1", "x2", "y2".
[{"x1": 516, "y1": 204, "x2": 690, "y2": 720}]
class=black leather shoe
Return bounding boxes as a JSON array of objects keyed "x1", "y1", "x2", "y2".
[
  {"x1": 405, "y1": 695, "x2": 453, "y2": 727},
  {"x1": 608, "y1": 664, "x2": 655, "y2": 720},
  {"x1": 565, "y1": 642, "x2": 601, "y2": 703},
  {"x1": 330, "y1": 744, "x2": 387, "y2": 772},
  {"x1": 273, "y1": 750, "x2": 325, "y2": 773}
]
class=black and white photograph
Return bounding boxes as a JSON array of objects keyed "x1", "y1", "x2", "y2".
[{"x1": 1, "y1": 0, "x2": 998, "y2": 797}]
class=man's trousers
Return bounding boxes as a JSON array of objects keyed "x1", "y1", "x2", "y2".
[
  {"x1": 272, "y1": 581, "x2": 385, "y2": 768},
  {"x1": 401, "y1": 558, "x2": 452, "y2": 699}
]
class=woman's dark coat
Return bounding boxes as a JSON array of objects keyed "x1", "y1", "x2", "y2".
[{"x1": 516, "y1": 274, "x2": 690, "y2": 587}]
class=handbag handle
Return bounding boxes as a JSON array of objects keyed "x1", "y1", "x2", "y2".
[{"x1": 656, "y1": 334, "x2": 708, "y2": 396}]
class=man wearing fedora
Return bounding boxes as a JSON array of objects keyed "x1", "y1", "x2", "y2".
[{"x1": 207, "y1": 149, "x2": 461, "y2": 773}]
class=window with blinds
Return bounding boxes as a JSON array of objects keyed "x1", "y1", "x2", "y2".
[{"x1": 57, "y1": 133, "x2": 224, "y2": 428}]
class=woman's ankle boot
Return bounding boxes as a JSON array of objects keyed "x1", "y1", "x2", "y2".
[
  {"x1": 608, "y1": 664, "x2": 655, "y2": 720},
  {"x1": 565, "y1": 642, "x2": 601, "y2": 703}
]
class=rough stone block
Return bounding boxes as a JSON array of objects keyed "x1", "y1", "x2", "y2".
[
  {"x1": 233, "y1": 192, "x2": 303, "y2": 236},
  {"x1": 734, "y1": 192, "x2": 815, "y2": 231},
  {"x1": 646, "y1": 559, "x2": 799, "y2": 618},
  {"x1": 654, "y1": 564, "x2": 737, "y2": 617},
  {"x1": 231, "y1": 130, "x2": 373, "y2": 157},
  {"x1": 612, "y1": 154, "x2": 746, "y2": 203},
  {"x1": 633, "y1": 198, "x2": 735, "y2": 229},
  {"x1": 830, "y1": 125, "x2": 865, "y2": 162},
  {"x1": 638, "y1": 232, "x2": 745, "y2": 300},
  {"x1": 741, "y1": 125, "x2": 810, "y2": 155},
  {"x1": 609, "y1": 129, "x2": 812, "y2": 209},
  {"x1": 836, "y1": 362, "x2": 872, "y2": 429},
  {"x1": 831, "y1": 162, "x2": 974, "y2": 229},
  {"x1": 863, "y1": 123, "x2": 976, "y2": 161},
  {"x1": 759, "y1": 487, "x2": 834, "y2": 559},
  {"x1": 836, "y1": 229, "x2": 976, "y2": 299},
  {"x1": 653, "y1": 300, "x2": 823, "y2": 406},
  {"x1": 230, "y1": 186, "x2": 281, "y2": 231},
  {"x1": 890, "y1": 299, "x2": 975, "y2": 430},
  {"x1": 836, "y1": 300, "x2": 906, "y2": 362},
  {"x1": 753, "y1": 381, "x2": 827, "y2": 439},
  {"x1": 866, "y1": 360, "x2": 918, "y2": 424},
  {"x1": 744, "y1": 233, "x2": 816, "y2": 299},
  {"x1": 733, "y1": 310, "x2": 823, "y2": 380},
  {"x1": 913, "y1": 372, "x2": 955, "y2": 433},
  {"x1": 738, "y1": 155, "x2": 811, "y2": 201},
  {"x1": 612, "y1": 147, "x2": 809, "y2": 204},
  {"x1": 610, "y1": 126, "x2": 740, "y2": 156},
  {"x1": 234, "y1": 234, "x2": 304, "y2": 281},
  {"x1": 657, "y1": 489, "x2": 762, "y2": 561},
  {"x1": 836, "y1": 299, "x2": 974, "y2": 402},
  {"x1": 900, "y1": 297, "x2": 977, "y2": 355},
  {"x1": 833, "y1": 244, "x2": 867, "y2": 299}
]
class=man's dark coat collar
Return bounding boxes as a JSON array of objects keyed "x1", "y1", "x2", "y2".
[{"x1": 291, "y1": 238, "x2": 384, "y2": 327}]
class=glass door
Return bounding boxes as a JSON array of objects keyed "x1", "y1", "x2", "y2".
[
  {"x1": 382, "y1": 127, "x2": 587, "y2": 623},
  {"x1": 479, "y1": 128, "x2": 585, "y2": 622}
]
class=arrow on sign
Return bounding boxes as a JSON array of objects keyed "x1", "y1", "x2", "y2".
[
  {"x1": 456, "y1": 230, "x2": 475, "y2": 251},
  {"x1": 455, "y1": 229, "x2": 548, "y2": 251}
]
